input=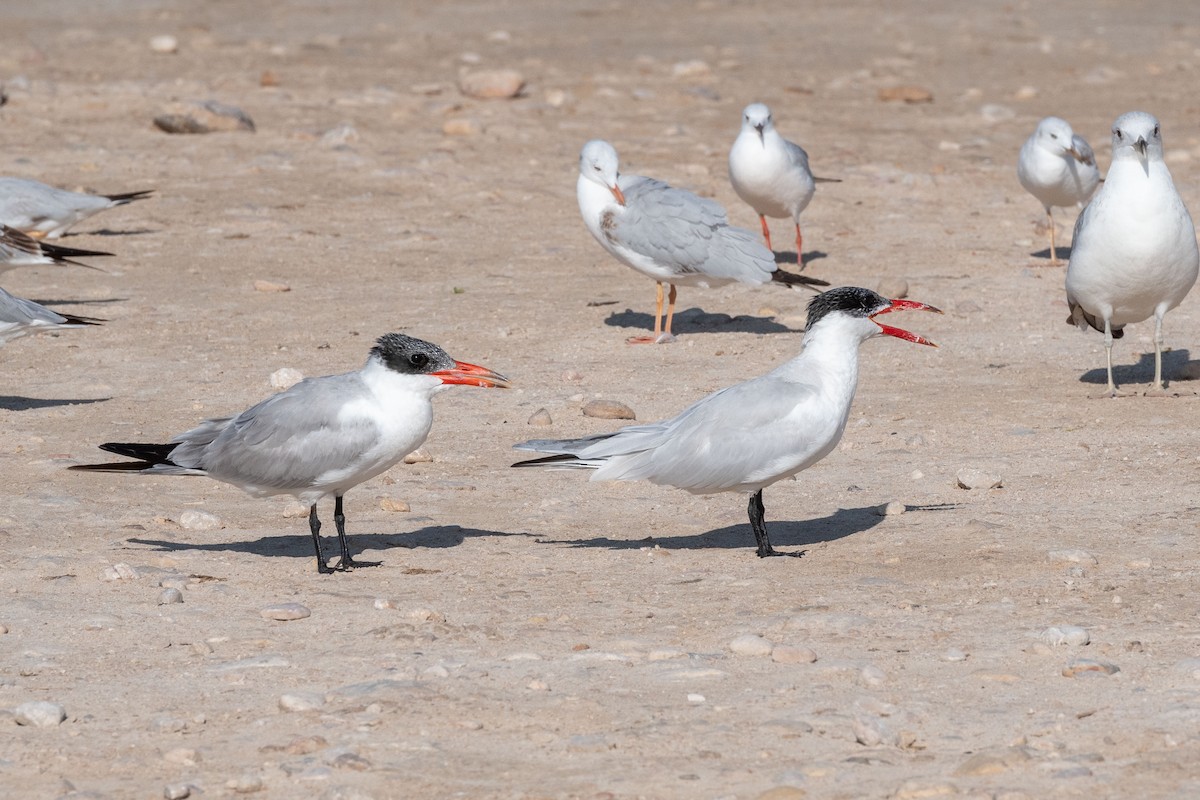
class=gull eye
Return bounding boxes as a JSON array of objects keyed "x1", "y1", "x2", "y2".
[
  {"x1": 409, "y1": 352, "x2": 429, "y2": 369},
  {"x1": 1049, "y1": 133, "x2": 1058, "y2": 140},
  {"x1": 1154, "y1": 125, "x2": 1160, "y2": 137},
  {"x1": 1114, "y1": 129, "x2": 1123, "y2": 140}
]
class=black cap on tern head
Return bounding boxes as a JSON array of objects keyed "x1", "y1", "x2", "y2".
[
  {"x1": 806, "y1": 287, "x2": 889, "y2": 330},
  {"x1": 371, "y1": 333, "x2": 456, "y2": 375}
]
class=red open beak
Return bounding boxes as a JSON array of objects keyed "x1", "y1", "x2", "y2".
[
  {"x1": 431, "y1": 361, "x2": 512, "y2": 388},
  {"x1": 870, "y1": 299, "x2": 943, "y2": 347},
  {"x1": 610, "y1": 184, "x2": 626, "y2": 206}
]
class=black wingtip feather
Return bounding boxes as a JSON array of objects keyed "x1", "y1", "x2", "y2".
[
  {"x1": 511, "y1": 453, "x2": 583, "y2": 468},
  {"x1": 771, "y1": 270, "x2": 831, "y2": 289},
  {"x1": 97, "y1": 441, "x2": 175, "y2": 464},
  {"x1": 102, "y1": 190, "x2": 155, "y2": 205}
]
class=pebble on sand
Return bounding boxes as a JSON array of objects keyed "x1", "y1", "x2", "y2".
[
  {"x1": 403, "y1": 448, "x2": 433, "y2": 464},
  {"x1": 379, "y1": 497, "x2": 410, "y2": 513},
  {"x1": 1041, "y1": 626, "x2": 1089, "y2": 646},
  {"x1": 877, "y1": 501, "x2": 906, "y2": 516},
  {"x1": 158, "y1": 588, "x2": 184, "y2": 605},
  {"x1": 443, "y1": 117, "x2": 483, "y2": 136},
  {"x1": 877, "y1": 85, "x2": 933, "y2": 103},
  {"x1": 253, "y1": 279, "x2": 290, "y2": 293},
  {"x1": 1062, "y1": 659, "x2": 1119, "y2": 678},
  {"x1": 14, "y1": 701, "x2": 66, "y2": 727},
  {"x1": 458, "y1": 69, "x2": 525, "y2": 99},
  {"x1": 955, "y1": 467, "x2": 1003, "y2": 490},
  {"x1": 1047, "y1": 548, "x2": 1098, "y2": 565},
  {"x1": 149, "y1": 35, "x2": 178, "y2": 54},
  {"x1": 853, "y1": 715, "x2": 898, "y2": 747},
  {"x1": 582, "y1": 399, "x2": 636, "y2": 420},
  {"x1": 154, "y1": 100, "x2": 256, "y2": 134},
  {"x1": 104, "y1": 562, "x2": 139, "y2": 582},
  {"x1": 180, "y1": 510, "x2": 222, "y2": 531},
  {"x1": 527, "y1": 408, "x2": 553, "y2": 426},
  {"x1": 260, "y1": 603, "x2": 311, "y2": 622},
  {"x1": 269, "y1": 367, "x2": 304, "y2": 391},
  {"x1": 278, "y1": 692, "x2": 325, "y2": 712},
  {"x1": 163, "y1": 782, "x2": 192, "y2": 800},
  {"x1": 728, "y1": 634, "x2": 774, "y2": 657},
  {"x1": 772, "y1": 645, "x2": 818, "y2": 664}
]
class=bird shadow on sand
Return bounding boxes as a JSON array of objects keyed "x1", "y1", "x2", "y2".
[
  {"x1": 1079, "y1": 348, "x2": 1192, "y2": 385},
  {"x1": 30, "y1": 297, "x2": 127, "y2": 309},
  {"x1": 1031, "y1": 246, "x2": 1072, "y2": 262},
  {"x1": 605, "y1": 306, "x2": 798, "y2": 336},
  {"x1": 534, "y1": 504, "x2": 896, "y2": 555},
  {"x1": 774, "y1": 250, "x2": 829, "y2": 267},
  {"x1": 0, "y1": 395, "x2": 110, "y2": 411},
  {"x1": 123, "y1": 524, "x2": 526, "y2": 563},
  {"x1": 74, "y1": 227, "x2": 158, "y2": 238}
]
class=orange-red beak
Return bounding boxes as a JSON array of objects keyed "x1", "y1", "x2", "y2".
[
  {"x1": 870, "y1": 299, "x2": 942, "y2": 347},
  {"x1": 610, "y1": 184, "x2": 626, "y2": 206},
  {"x1": 432, "y1": 361, "x2": 512, "y2": 388}
]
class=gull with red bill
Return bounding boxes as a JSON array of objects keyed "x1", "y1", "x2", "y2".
[
  {"x1": 514, "y1": 286, "x2": 940, "y2": 557},
  {"x1": 71, "y1": 333, "x2": 510, "y2": 573}
]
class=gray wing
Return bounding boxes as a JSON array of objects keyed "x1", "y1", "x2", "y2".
[
  {"x1": 166, "y1": 374, "x2": 385, "y2": 492},
  {"x1": 1071, "y1": 135, "x2": 1096, "y2": 167},
  {"x1": 0, "y1": 178, "x2": 109, "y2": 230},
  {"x1": 783, "y1": 138, "x2": 812, "y2": 173},
  {"x1": 616, "y1": 175, "x2": 776, "y2": 284},
  {"x1": 0, "y1": 286, "x2": 69, "y2": 326}
]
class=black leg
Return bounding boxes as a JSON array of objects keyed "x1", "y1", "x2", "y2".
[
  {"x1": 332, "y1": 495, "x2": 380, "y2": 571},
  {"x1": 309, "y1": 504, "x2": 334, "y2": 574},
  {"x1": 748, "y1": 490, "x2": 776, "y2": 557}
]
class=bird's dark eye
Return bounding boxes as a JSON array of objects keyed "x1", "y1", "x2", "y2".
[
  {"x1": 1115, "y1": 129, "x2": 1123, "y2": 139},
  {"x1": 1154, "y1": 125, "x2": 1160, "y2": 137},
  {"x1": 1049, "y1": 133, "x2": 1058, "y2": 139},
  {"x1": 409, "y1": 352, "x2": 429, "y2": 369}
]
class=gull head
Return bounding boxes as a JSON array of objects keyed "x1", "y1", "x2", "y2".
[
  {"x1": 1111, "y1": 111, "x2": 1162, "y2": 173},
  {"x1": 579, "y1": 140, "x2": 625, "y2": 205},
  {"x1": 741, "y1": 103, "x2": 774, "y2": 143},
  {"x1": 1034, "y1": 116, "x2": 1086, "y2": 160}
]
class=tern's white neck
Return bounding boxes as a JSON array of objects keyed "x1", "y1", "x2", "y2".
[
  {"x1": 775, "y1": 313, "x2": 880, "y2": 405},
  {"x1": 361, "y1": 356, "x2": 446, "y2": 401}
]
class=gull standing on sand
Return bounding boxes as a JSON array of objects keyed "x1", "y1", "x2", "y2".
[
  {"x1": 514, "y1": 287, "x2": 940, "y2": 557},
  {"x1": 72, "y1": 334, "x2": 510, "y2": 574},
  {"x1": 0, "y1": 177, "x2": 152, "y2": 239},
  {"x1": 729, "y1": 103, "x2": 839, "y2": 268},
  {"x1": 1065, "y1": 111, "x2": 1198, "y2": 394},
  {"x1": 0, "y1": 286, "x2": 101, "y2": 344},
  {"x1": 577, "y1": 139, "x2": 827, "y2": 345},
  {"x1": 1017, "y1": 116, "x2": 1101, "y2": 264},
  {"x1": 0, "y1": 224, "x2": 111, "y2": 275}
]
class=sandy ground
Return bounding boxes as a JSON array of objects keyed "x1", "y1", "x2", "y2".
[{"x1": 3, "y1": 1, "x2": 1200, "y2": 797}]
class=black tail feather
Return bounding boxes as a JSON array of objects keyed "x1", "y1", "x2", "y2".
[
  {"x1": 98, "y1": 441, "x2": 175, "y2": 463},
  {"x1": 59, "y1": 313, "x2": 105, "y2": 326},
  {"x1": 511, "y1": 453, "x2": 583, "y2": 468},
  {"x1": 102, "y1": 190, "x2": 155, "y2": 205},
  {"x1": 772, "y1": 270, "x2": 831, "y2": 289},
  {"x1": 40, "y1": 241, "x2": 114, "y2": 261},
  {"x1": 813, "y1": 176, "x2": 842, "y2": 183}
]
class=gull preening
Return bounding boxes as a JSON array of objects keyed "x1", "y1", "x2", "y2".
[
  {"x1": 0, "y1": 177, "x2": 153, "y2": 239},
  {"x1": 514, "y1": 286, "x2": 940, "y2": 557},
  {"x1": 1017, "y1": 116, "x2": 1101, "y2": 264},
  {"x1": 0, "y1": 224, "x2": 112, "y2": 275},
  {"x1": 72, "y1": 334, "x2": 511, "y2": 574},
  {"x1": 729, "y1": 103, "x2": 839, "y2": 268},
  {"x1": 0, "y1": 286, "x2": 102, "y2": 344},
  {"x1": 1065, "y1": 111, "x2": 1199, "y2": 394},
  {"x1": 576, "y1": 139, "x2": 827, "y2": 345}
]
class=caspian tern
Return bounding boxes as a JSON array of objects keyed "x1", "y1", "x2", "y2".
[
  {"x1": 1065, "y1": 111, "x2": 1198, "y2": 394},
  {"x1": 72, "y1": 333, "x2": 511, "y2": 573},
  {"x1": 577, "y1": 139, "x2": 828, "y2": 345},
  {"x1": 0, "y1": 286, "x2": 102, "y2": 344},
  {"x1": 513, "y1": 286, "x2": 940, "y2": 557},
  {"x1": 729, "y1": 103, "x2": 840, "y2": 268},
  {"x1": 0, "y1": 177, "x2": 153, "y2": 239},
  {"x1": 0, "y1": 224, "x2": 111, "y2": 275},
  {"x1": 1016, "y1": 116, "x2": 1101, "y2": 264}
]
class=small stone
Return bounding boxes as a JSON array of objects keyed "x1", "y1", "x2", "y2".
[
  {"x1": 772, "y1": 645, "x2": 818, "y2": 664},
  {"x1": 229, "y1": 775, "x2": 263, "y2": 794},
  {"x1": 878, "y1": 85, "x2": 933, "y2": 103},
  {"x1": 687, "y1": 693, "x2": 705, "y2": 703},
  {"x1": 942, "y1": 648, "x2": 968, "y2": 662},
  {"x1": 853, "y1": 715, "x2": 898, "y2": 747},
  {"x1": 403, "y1": 448, "x2": 433, "y2": 464},
  {"x1": 1062, "y1": 659, "x2": 1119, "y2": 678},
  {"x1": 1047, "y1": 548, "x2": 1098, "y2": 565},
  {"x1": 955, "y1": 467, "x2": 1003, "y2": 490},
  {"x1": 561, "y1": 370, "x2": 583, "y2": 382},
  {"x1": 1041, "y1": 626, "x2": 1090, "y2": 646},
  {"x1": 878, "y1": 501, "x2": 906, "y2": 516},
  {"x1": 285, "y1": 735, "x2": 328, "y2": 755},
  {"x1": 180, "y1": 510, "x2": 222, "y2": 530},
  {"x1": 379, "y1": 497, "x2": 411, "y2": 513},
  {"x1": 876, "y1": 278, "x2": 909, "y2": 299},
  {"x1": 269, "y1": 367, "x2": 304, "y2": 390},
  {"x1": 860, "y1": 664, "x2": 887, "y2": 686},
  {"x1": 103, "y1": 562, "x2": 139, "y2": 581},
  {"x1": 253, "y1": 279, "x2": 290, "y2": 293},
  {"x1": 259, "y1": 70, "x2": 280, "y2": 88},
  {"x1": 672, "y1": 59, "x2": 711, "y2": 78},
  {"x1": 527, "y1": 408, "x2": 553, "y2": 426},
  {"x1": 755, "y1": 788, "x2": 807, "y2": 800},
  {"x1": 154, "y1": 100, "x2": 255, "y2": 134},
  {"x1": 278, "y1": 692, "x2": 325, "y2": 712},
  {"x1": 892, "y1": 781, "x2": 958, "y2": 799},
  {"x1": 332, "y1": 752, "x2": 371, "y2": 771},
  {"x1": 544, "y1": 88, "x2": 570, "y2": 107},
  {"x1": 319, "y1": 124, "x2": 358, "y2": 147},
  {"x1": 582, "y1": 399, "x2": 636, "y2": 420},
  {"x1": 150, "y1": 35, "x2": 179, "y2": 54},
  {"x1": 0, "y1": 624, "x2": 8, "y2": 634},
  {"x1": 1014, "y1": 85, "x2": 1039, "y2": 100},
  {"x1": 158, "y1": 588, "x2": 184, "y2": 605},
  {"x1": 163, "y1": 782, "x2": 192, "y2": 800},
  {"x1": 14, "y1": 701, "x2": 66, "y2": 727},
  {"x1": 728, "y1": 634, "x2": 774, "y2": 656},
  {"x1": 163, "y1": 747, "x2": 199, "y2": 766},
  {"x1": 373, "y1": 598, "x2": 398, "y2": 610},
  {"x1": 260, "y1": 602, "x2": 311, "y2": 622},
  {"x1": 458, "y1": 69, "x2": 525, "y2": 99},
  {"x1": 442, "y1": 117, "x2": 482, "y2": 136}
]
